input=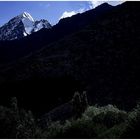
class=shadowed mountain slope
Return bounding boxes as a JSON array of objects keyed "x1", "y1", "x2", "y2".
[{"x1": 0, "y1": 2, "x2": 140, "y2": 115}]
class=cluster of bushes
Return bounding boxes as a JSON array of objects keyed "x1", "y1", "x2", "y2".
[
  {"x1": 43, "y1": 102, "x2": 140, "y2": 138},
  {"x1": 0, "y1": 94, "x2": 140, "y2": 138},
  {"x1": 44, "y1": 104, "x2": 127, "y2": 138},
  {"x1": 121, "y1": 103, "x2": 140, "y2": 138},
  {"x1": 0, "y1": 97, "x2": 42, "y2": 138}
]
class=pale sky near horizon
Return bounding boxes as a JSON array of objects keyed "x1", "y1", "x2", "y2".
[{"x1": 0, "y1": 1, "x2": 124, "y2": 26}]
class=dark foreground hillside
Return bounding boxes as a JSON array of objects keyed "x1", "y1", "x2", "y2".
[
  {"x1": 0, "y1": 1, "x2": 140, "y2": 119},
  {"x1": 0, "y1": 94, "x2": 140, "y2": 138}
]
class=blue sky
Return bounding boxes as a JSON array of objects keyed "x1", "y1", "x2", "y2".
[{"x1": 0, "y1": 1, "x2": 124, "y2": 26}]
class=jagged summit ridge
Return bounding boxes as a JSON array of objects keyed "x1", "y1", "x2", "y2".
[
  {"x1": 0, "y1": 12, "x2": 52, "y2": 40},
  {"x1": 21, "y1": 12, "x2": 34, "y2": 22}
]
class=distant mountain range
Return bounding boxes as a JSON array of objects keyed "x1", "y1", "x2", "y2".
[{"x1": 0, "y1": 12, "x2": 51, "y2": 40}]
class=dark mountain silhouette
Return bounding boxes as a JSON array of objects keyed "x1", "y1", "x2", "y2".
[{"x1": 0, "y1": 1, "x2": 140, "y2": 116}]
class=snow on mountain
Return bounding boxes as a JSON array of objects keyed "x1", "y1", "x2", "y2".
[
  {"x1": 21, "y1": 12, "x2": 35, "y2": 35},
  {"x1": 0, "y1": 12, "x2": 52, "y2": 40},
  {"x1": 33, "y1": 19, "x2": 52, "y2": 32},
  {"x1": 22, "y1": 12, "x2": 34, "y2": 22}
]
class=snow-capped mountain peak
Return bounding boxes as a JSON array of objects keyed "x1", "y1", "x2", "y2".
[
  {"x1": 0, "y1": 12, "x2": 52, "y2": 40},
  {"x1": 20, "y1": 12, "x2": 35, "y2": 35},
  {"x1": 22, "y1": 12, "x2": 34, "y2": 22}
]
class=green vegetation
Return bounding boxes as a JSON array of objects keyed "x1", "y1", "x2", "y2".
[
  {"x1": 0, "y1": 97, "x2": 42, "y2": 138},
  {"x1": 72, "y1": 91, "x2": 88, "y2": 118},
  {"x1": 44, "y1": 105, "x2": 127, "y2": 138},
  {"x1": 0, "y1": 95, "x2": 140, "y2": 138}
]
